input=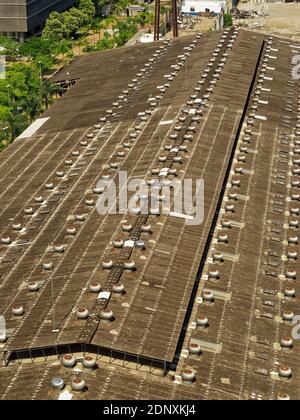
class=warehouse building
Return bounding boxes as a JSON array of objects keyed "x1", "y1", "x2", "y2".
[
  {"x1": 0, "y1": 0, "x2": 77, "y2": 42},
  {"x1": 0, "y1": 28, "x2": 300, "y2": 400}
]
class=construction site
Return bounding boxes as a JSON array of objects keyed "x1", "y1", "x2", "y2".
[{"x1": 0, "y1": 17, "x2": 300, "y2": 400}]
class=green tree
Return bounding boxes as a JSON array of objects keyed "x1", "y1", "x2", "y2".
[
  {"x1": 42, "y1": 0, "x2": 97, "y2": 42},
  {"x1": 7, "y1": 112, "x2": 28, "y2": 141},
  {"x1": 6, "y1": 70, "x2": 28, "y2": 105},
  {"x1": 19, "y1": 37, "x2": 55, "y2": 59},
  {"x1": 0, "y1": 62, "x2": 42, "y2": 142},
  {"x1": 133, "y1": 11, "x2": 154, "y2": 28},
  {"x1": 74, "y1": 37, "x2": 88, "y2": 55},
  {"x1": 0, "y1": 104, "x2": 11, "y2": 143},
  {"x1": 40, "y1": 80, "x2": 61, "y2": 110},
  {"x1": 42, "y1": 12, "x2": 67, "y2": 41},
  {"x1": 69, "y1": 7, "x2": 87, "y2": 27},
  {"x1": 94, "y1": 0, "x2": 110, "y2": 7},
  {"x1": 224, "y1": 13, "x2": 233, "y2": 28},
  {"x1": 34, "y1": 55, "x2": 54, "y2": 74},
  {"x1": 54, "y1": 40, "x2": 72, "y2": 60},
  {"x1": 102, "y1": 16, "x2": 118, "y2": 29},
  {"x1": 0, "y1": 80, "x2": 10, "y2": 107},
  {"x1": 21, "y1": 96, "x2": 42, "y2": 123},
  {"x1": 64, "y1": 11, "x2": 82, "y2": 37},
  {"x1": 114, "y1": 18, "x2": 138, "y2": 47},
  {"x1": 114, "y1": 0, "x2": 131, "y2": 16},
  {"x1": 79, "y1": 0, "x2": 96, "y2": 20},
  {"x1": 161, "y1": 6, "x2": 171, "y2": 15},
  {"x1": 98, "y1": 34, "x2": 115, "y2": 50},
  {"x1": 92, "y1": 0, "x2": 108, "y2": 15},
  {"x1": 0, "y1": 37, "x2": 20, "y2": 58}
]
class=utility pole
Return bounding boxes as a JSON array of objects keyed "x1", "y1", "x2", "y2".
[
  {"x1": 154, "y1": 0, "x2": 161, "y2": 41},
  {"x1": 172, "y1": 0, "x2": 179, "y2": 38},
  {"x1": 154, "y1": 0, "x2": 179, "y2": 41}
]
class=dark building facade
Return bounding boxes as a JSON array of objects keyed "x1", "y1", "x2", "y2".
[{"x1": 0, "y1": 0, "x2": 78, "y2": 41}]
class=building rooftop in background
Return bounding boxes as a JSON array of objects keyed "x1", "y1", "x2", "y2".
[
  {"x1": 0, "y1": 0, "x2": 77, "y2": 42},
  {"x1": 0, "y1": 28, "x2": 300, "y2": 400},
  {"x1": 181, "y1": 0, "x2": 226, "y2": 16}
]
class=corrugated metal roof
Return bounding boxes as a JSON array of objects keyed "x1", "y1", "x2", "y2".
[{"x1": 0, "y1": 29, "x2": 299, "y2": 400}]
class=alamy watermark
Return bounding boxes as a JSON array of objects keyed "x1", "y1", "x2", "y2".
[
  {"x1": 292, "y1": 55, "x2": 300, "y2": 80},
  {"x1": 95, "y1": 171, "x2": 204, "y2": 226},
  {"x1": 292, "y1": 315, "x2": 300, "y2": 340},
  {"x1": 0, "y1": 315, "x2": 6, "y2": 342}
]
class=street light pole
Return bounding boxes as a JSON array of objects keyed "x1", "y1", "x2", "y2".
[
  {"x1": 6, "y1": 84, "x2": 10, "y2": 107},
  {"x1": 1, "y1": 126, "x2": 9, "y2": 147},
  {"x1": 38, "y1": 60, "x2": 43, "y2": 82}
]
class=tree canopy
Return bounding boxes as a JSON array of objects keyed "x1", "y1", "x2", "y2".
[
  {"x1": 224, "y1": 13, "x2": 233, "y2": 28},
  {"x1": 0, "y1": 0, "x2": 155, "y2": 151},
  {"x1": 0, "y1": 61, "x2": 61, "y2": 149},
  {"x1": 43, "y1": 0, "x2": 96, "y2": 42}
]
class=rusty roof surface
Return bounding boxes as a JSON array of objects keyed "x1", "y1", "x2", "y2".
[{"x1": 0, "y1": 29, "x2": 299, "y2": 400}]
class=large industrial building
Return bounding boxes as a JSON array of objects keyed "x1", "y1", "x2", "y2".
[
  {"x1": 0, "y1": 27, "x2": 300, "y2": 400},
  {"x1": 0, "y1": 0, "x2": 77, "y2": 41}
]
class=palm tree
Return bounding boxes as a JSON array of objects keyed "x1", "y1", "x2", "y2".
[
  {"x1": 21, "y1": 96, "x2": 42, "y2": 123},
  {"x1": 114, "y1": 0, "x2": 131, "y2": 16},
  {"x1": 91, "y1": 19, "x2": 101, "y2": 43},
  {"x1": 99, "y1": 16, "x2": 117, "y2": 40},
  {"x1": 54, "y1": 40, "x2": 72, "y2": 62},
  {"x1": 6, "y1": 112, "x2": 28, "y2": 141},
  {"x1": 75, "y1": 38, "x2": 84, "y2": 56},
  {"x1": 40, "y1": 80, "x2": 62, "y2": 110}
]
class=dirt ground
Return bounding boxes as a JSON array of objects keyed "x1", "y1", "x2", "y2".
[
  {"x1": 237, "y1": 2, "x2": 300, "y2": 41},
  {"x1": 166, "y1": 17, "x2": 216, "y2": 39}
]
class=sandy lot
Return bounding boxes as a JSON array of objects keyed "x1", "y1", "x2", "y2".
[
  {"x1": 238, "y1": 2, "x2": 300, "y2": 41},
  {"x1": 165, "y1": 17, "x2": 216, "y2": 39}
]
